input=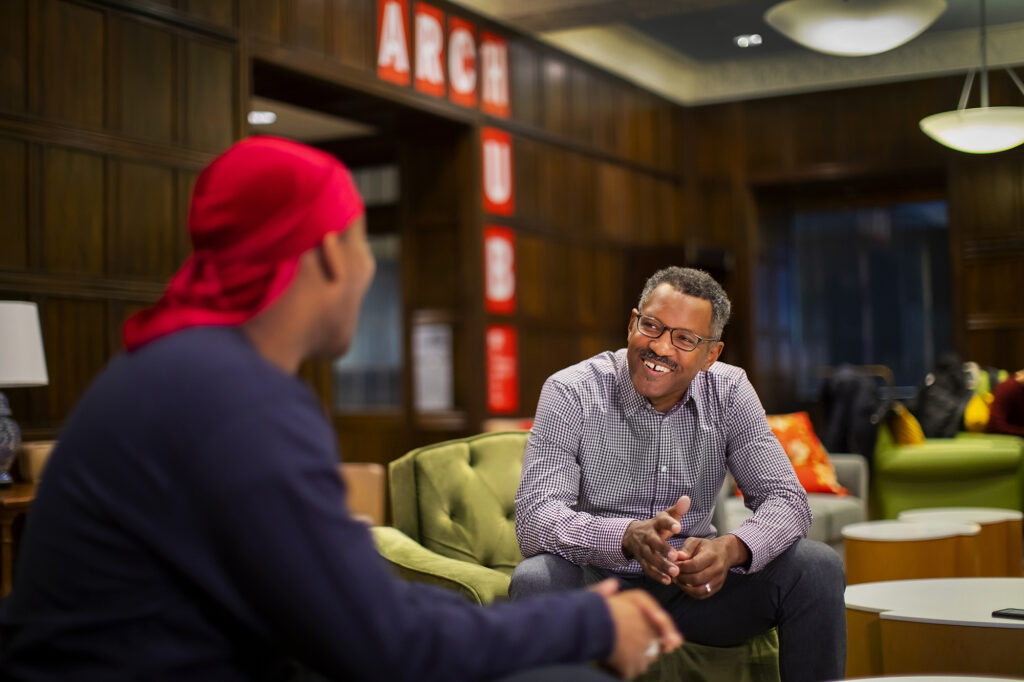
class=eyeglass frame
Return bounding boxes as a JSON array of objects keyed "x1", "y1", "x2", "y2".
[{"x1": 632, "y1": 309, "x2": 720, "y2": 353}]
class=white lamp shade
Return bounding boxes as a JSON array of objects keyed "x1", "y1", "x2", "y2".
[
  {"x1": 919, "y1": 107, "x2": 1024, "y2": 154},
  {"x1": 0, "y1": 301, "x2": 49, "y2": 387},
  {"x1": 765, "y1": 0, "x2": 947, "y2": 57}
]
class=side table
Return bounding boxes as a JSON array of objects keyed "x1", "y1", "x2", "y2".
[{"x1": 0, "y1": 483, "x2": 36, "y2": 597}]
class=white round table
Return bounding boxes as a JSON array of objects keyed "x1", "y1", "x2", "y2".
[
  {"x1": 845, "y1": 578, "x2": 1024, "y2": 678},
  {"x1": 898, "y1": 507, "x2": 1023, "y2": 577},
  {"x1": 841, "y1": 520, "x2": 983, "y2": 584}
]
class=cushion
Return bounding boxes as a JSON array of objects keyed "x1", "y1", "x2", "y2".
[
  {"x1": 765, "y1": 412, "x2": 847, "y2": 495},
  {"x1": 888, "y1": 402, "x2": 925, "y2": 445},
  {"x1": 412, "y1": 434, "x2": 525, "y2": 572}
]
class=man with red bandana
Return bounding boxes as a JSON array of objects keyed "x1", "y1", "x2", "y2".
[
  {"x1": 512, "y1": 267, "x2": 846, "y2": 682},
  {"x1": 0, "y1": 137, "x2": 682, "y2": 681}
]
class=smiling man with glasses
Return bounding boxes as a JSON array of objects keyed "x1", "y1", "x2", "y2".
[{"x1": 511, "y1": 266, "x2": 846, "y2": 682}]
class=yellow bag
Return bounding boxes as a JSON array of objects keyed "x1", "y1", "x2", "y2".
[{"x1": 964, "y1": 392, "x2": 993, "y2": 433}]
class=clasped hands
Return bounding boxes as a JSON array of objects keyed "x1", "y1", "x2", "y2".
[{"x1": 621, "y1": 495, "x2": 747, "y2": 599}]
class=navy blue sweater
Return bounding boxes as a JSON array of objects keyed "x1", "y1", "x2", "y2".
[{"x1": 0, "y1": 327, "x2": 613, "y2": 681}]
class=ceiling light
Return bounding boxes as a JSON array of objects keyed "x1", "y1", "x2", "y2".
[
  {"x1": 919, "y1": 0, "x2": 1024, "y2": 154},
  {"x1": 764, "y1": 0, "x2": 947, "y2": 57},
  {"x1": 247, "y1": 111, "x2": 277, "y2": 125},
  {"x1": 734, "y1": 34, "x2": 763, "y2": 48}
]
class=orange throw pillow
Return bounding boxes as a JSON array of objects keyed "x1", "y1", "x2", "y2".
[{"x1": 765, "y1": 412, "x2": 847, "y2": 496}]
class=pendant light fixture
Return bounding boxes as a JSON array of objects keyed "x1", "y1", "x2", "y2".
[
  {"x1": 919, "y1": 0, "x2": 1024, "y2": 154},
  {"x1": 764, "y1": 0, "x2": 947, "y2": 57}
]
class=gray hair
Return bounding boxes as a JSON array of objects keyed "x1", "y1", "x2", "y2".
[{"x1": 637, "y1": 267, "x2": 732, "y2": 339}]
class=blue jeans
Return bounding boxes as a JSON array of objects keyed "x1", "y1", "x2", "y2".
[{"x1": 509, "y1": 539, "x2": 846, "y2": 682}]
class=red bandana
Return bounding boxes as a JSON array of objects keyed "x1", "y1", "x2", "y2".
[{"x1": 123, "y1": 136, "x2": 364, "y2": 351}]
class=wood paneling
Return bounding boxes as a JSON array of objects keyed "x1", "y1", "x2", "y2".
[
  {"x1": 42, "y1": 146, "x2": 105, "y2": 276},
  {"x1": 247, "y1": 0, "x2": 282, "y2": 43},
  {"x1": 40, "y1": 298, "x2": 108, "y2": 422},
  {"x1": 0, "y1": 0, "x2": 27, "y2": 115},
  {"x1": 294, "y1": 0, "x2": 328, "y2": 54},
  {"x1": 113, "y1": 17, "x2": 176, "y2": 144},
  {"x1": 42, "y1": 0, "x2": 105, "y2": 130},
  {"x1": 185, "y1": 40, "x2": 235, "y2": 153},
  {"x1": 183, "y1": 0, "x2": 236, "y2": 29},
  {"x1": 0, "y1": 138, "x2": 28, "y2": 271},
  {"x1": 110, "y1": 161, "x2": 179, "y2": 279},
  {"x1": 331, "y1": 0, "x2": 374, "y2": 70}
]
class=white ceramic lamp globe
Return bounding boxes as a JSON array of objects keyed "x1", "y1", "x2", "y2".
[{"x1": 764, "y1": 0, "x2": 947, "y2": 57}]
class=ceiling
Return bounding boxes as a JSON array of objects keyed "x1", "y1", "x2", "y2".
[{"x1": 451, "y1": 0, "x2": 1024, "y2": 104}]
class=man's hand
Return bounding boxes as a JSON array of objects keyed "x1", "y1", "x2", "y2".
[
  {"x1": 621, "y1": 496, "x2": 691, "y2": 585},
  {"x1": 673, "y1": 534, "x2": 751, "y2": 599},
  {"x1": 591, "y1": 579, "x2": 683, "y2": 679}
]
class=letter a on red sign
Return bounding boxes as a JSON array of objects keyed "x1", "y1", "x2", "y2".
[
  {"x1": 447, "y1": 16, "x2": 477, "y2": 108},
  {"x1": 481, "y1": 127, "x2": 514, "y2": 216},
  {"x1": 414, "y1": 3, "x2": 445, "y2": 97},
  {"x1": 480, "y1": 31, "x2": 509, "y2": 119},
  {"x1": 378, "y1": 0, "x2": 411, "y2": 86},
  {"x1": 484, "y1": 226, "x2": 515, "y2": 315},
  {"x1": 486, "y1": 325, "x2": 519, "y2": 414}
]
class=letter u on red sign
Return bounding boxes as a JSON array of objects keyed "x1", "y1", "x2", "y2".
[{"x1": 481, "y1": 127, "x2": 514, "y2": 216}]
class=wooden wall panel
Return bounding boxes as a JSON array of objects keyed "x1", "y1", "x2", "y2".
[
  {"x1": 294, "y1": 0, "x2": 328, "y2": 53},
  {"x1": 40, "y1": 298, "x2": 108, "y2": 422},
  {"x1": 0, "y1": 0, "x2": 27, "y2": 115},
  {"x1": 183, "y1": 0, "x2": 237, "y2": 28},
  {"x1": 113, "y1": 17, "x2": 176, "y2": 144},
  {"x1": 517, "y1": 235, "x2": 545, "y2": 319},
  {"x1": 950, "y1": 157, "x2": 1023, "y2": 241},
  {"x1": 541, "y1": 57, "x2": 568, "y2": 138},
  {"x1": 331, "y1": 0, "x2": 374, "y2": 70},
  {"x1": 964, "y1": 329, "x2": 1024, "y2": 373},
  {"x1": 248, "y1": 0, "x2": 283, "y2": 43},
  {"x1": 42, "y1": 0, "x2": 105, "y2": 130},
  {"x1": 185, "y1": 40, "x2": 236, "y2": 153},
  {"x1": 963, "y1": 257, "x2": 1024, "y2": 316},
  {"x1": 0, "y1": 138, "x2": 28, "y2": 271},
  {"x1": 512, "y1": 135, "x2": 539, "y2": 224},
  {"x1": 509, "y1": 41, "x2": 540, "y2": 129},
  {"x1": 42, "y1": 147, "x2": 105, "y2": 276},
  {"x1": 110, "y1": 161, "x2": 179, "y2": 279}
]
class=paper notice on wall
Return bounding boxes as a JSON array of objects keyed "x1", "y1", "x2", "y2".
[{"x1": 413, "y1": 321, "x2": 454, "y2": 412}]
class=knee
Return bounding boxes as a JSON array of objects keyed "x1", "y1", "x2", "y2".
[
  {"x1": 509, "y1": 553, "x2": 584, "y2": 600},
  {"x1": 790, "y1": 539, "x2": 845, "y2": 597}
]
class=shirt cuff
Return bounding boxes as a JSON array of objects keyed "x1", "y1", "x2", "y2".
[
  {"x1": 726, "y1": 525, "x2": 768, "y2": 574},
  {"x1": 590, "y1": 517, "x2": 637, "y2": 569}
]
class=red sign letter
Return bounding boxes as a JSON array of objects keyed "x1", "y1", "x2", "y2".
[
  {"x1": 447, "y1": 17, "x2": 477, "y2": 108},
  {"x1": 486, "y1": 325, "x2": 519, "y2": 414},
  {"x1": 377, "y1": 0, "x2": 411, "y2": 86},
  {"x1": 484, "y1": 226, "x2": 515, "y2": 315},
  {"x1": 481, "y1": 127, "x2": 514, "y2": 216},
  {"x1": 414, "y1": 3, "x2": 445, "y2": 97},
  {"x1": 480, "y1": 31, "x2": 509, "y2": 118}
]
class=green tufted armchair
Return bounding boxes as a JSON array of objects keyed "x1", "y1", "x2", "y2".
[{"x1": 371, "y1": 431, "x2": 780, "y2": 682}]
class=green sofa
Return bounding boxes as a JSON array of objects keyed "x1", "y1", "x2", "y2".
[
  {"x1": 371, "y1": 431, "x2": 780, "y2": 682},
  {"x1": 872, "y1": 423, "x2": 1024, "y2": 519}
]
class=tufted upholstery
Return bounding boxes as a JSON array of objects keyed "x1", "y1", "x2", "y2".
[
  {"x1": 390, "y1": 431, "x2": 526, "y2": 575},
  {"x1": 375, "y1": 431, "x2": 782, "y2": 682}
]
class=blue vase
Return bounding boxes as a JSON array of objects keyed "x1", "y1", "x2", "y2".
[{"x1": 0, "y1": 393, "x2": 20, "y2": 488}]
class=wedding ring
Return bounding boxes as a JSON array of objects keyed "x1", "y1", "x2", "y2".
[
  {"x1": 645, "y1": 640, "x2": 659, "y2": 658},
  {"x1": 704, "y1": 583, "x2": 711, "y2": 593}
]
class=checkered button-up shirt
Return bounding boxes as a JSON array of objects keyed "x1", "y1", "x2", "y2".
[{"x1": 515, "y1": 349, "x2": 811, "y2": 575}]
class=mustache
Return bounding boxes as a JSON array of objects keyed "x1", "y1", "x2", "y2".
[{"x1": 639, "y1": 348, "x2": 677, "y2": 371}]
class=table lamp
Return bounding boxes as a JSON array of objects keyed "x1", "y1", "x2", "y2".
[{"x1": 0, "y1": 301, "x2": 49, "y2": 488}]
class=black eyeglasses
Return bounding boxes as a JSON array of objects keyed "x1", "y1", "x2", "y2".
[{"x1": 633, "y1": 309, "x2": 719, "y2": 352}]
